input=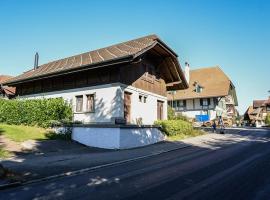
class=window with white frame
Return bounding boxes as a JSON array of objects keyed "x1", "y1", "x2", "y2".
[
  {"x1": 202, "y1": 99, "x2": 208, "y2": 106},
  {"x1": 200, "y1": 98, "x2": 210, "y2": 107},
  {"x1": 86, "y1": 94, "x2": 95, "y2": 112},
  {"x1": 76, "y1": 95, "x2": 83, "y2": 112},
  {"x1": 170, "y1": 100, "x2": 186, "y2": 111},
  {"x1": 139, "y1": 94, "x2": 147, "y2": 103}
]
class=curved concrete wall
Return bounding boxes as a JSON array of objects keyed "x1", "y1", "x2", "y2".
[{"x1": 72, "y1": 126, "x2": 165, "y2": 149}]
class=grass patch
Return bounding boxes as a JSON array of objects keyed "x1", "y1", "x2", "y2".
[
  {"x1": 0, "y1": 147, "x2": 12, "y2": 159},
  {"x1": 0, "y1": 123, "x2": 71, "y2": 143},
  {"x1": 0, "y1": 124, "x2": 48, "y2": 142},
  {"x1": 167, "y1": 129, "x2": 205, "y2": 141}
]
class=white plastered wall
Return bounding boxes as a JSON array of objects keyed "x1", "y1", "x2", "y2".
[
  {"x1": 122, "y1": 85, "x2": 167, "y2": 125},
  {"x1": 176, "y1": 98, "x2": 219, "y2": 120},
  {"x1": 19, "y1": 83, "x2": 167, "y2": 125},
  {"x1": 19, "y1": 83, "x2": 124, "y2": 123}
]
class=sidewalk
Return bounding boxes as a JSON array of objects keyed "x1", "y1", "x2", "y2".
[{"x1": 0, "y1": 140, "x2": 189, "y2": 185}]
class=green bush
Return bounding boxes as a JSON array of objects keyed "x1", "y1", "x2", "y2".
[
  {"x1": 167, "y1": 106, "x2": 175, "y2": 120},
  {"x1": 266, "y1": 114, "x2": 270, "y2": 125},
  {"x1": 0, "y1": 98, "x2": 72, "y2": 128},
  {"x1": 167, "y1": 105, "x2": 189, "y2": 122},
  {"x1": 155, "y1": 119, "x2": 193, "y2": 136}
]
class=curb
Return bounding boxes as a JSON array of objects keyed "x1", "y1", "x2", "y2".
[{"x1": 0, "y1": 144, "x2": 190, "y2": 190}]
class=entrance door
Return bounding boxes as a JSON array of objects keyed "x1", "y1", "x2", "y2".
[
  {"x1": 157, "y1": 100, "x2": 164, "y2": 120},
  {"x1": 124, "y1": 92, "x2": 132, "y2": 123}
]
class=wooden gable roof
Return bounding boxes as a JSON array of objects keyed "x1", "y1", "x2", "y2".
[{"x1": 4, "y1": 35, "x2": 188, "y2": 90}]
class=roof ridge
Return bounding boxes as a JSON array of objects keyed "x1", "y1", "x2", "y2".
[
  {"x1": 190, "y1": 65, "x2": 220, "y2": 72},
  {"x1": 37, "y1": 34, "x2": 158, "y2": 68},
  {"x1": 190, "y1": 66, "x2": 231, "y2": 82},
  {"x1": 5, "y1": 34, "x2": 176, "y2": 85}
]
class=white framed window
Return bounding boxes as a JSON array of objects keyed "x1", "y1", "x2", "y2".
[
  {"x1": 170, "y1": 100, "x2": 186, "y2": 111},
  {"x1": 86, "y1": 94, "x2": 95, "y2": 112},
  {"x1": 139, "y1": 94, "x2": 147, "y2": 103},
  {"x1": 202, "y1": 99, "x2": 208, "y2": 106},
  {"x1": 139, "y1": 95, "x2": 143, "y2": 103},
  {"x1": 200, "y1": 98, "x2": 210, "y2": 107},
  {"x1": 144, "y1": 96, "x2": 147, "y2": 103},
  {"x1": 76, "y1": 95, "x2": 83, "y2": 112}
]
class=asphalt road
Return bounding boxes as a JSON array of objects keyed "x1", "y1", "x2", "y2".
[{"x1": 1, "y1": 128, "x2": 270, "y2": 200}]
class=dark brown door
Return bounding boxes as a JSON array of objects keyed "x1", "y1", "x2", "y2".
[
  {"x1": 157, "y1": 100, "x2": 164, "y2": 120},
  {"x1": 124, "y1": 92, "x2": 132, "y2": 123}
]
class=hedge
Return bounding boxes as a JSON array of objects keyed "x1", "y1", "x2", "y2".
[
  {"x1": 266, "y1": 114, "x2": 270, "y2": 125},
  {"x1": 155, "y1": 119, "x2": 193, "y2": 136},
  {"x1": 0, "y1": 98, "x2": 72, "y2": 128}
]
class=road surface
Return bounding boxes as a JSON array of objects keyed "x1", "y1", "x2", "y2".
[{"x1": 1, "y1": 128, "x2": 270, "y2": 200}]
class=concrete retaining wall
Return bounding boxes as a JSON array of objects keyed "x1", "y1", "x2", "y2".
[{"x1": 72, "y1": 126, "x2": 165, "y2": 149}]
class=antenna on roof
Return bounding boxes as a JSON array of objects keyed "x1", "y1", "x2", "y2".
[{"x1": 34, "y1": 52, "x2": 39, "y2": 70}]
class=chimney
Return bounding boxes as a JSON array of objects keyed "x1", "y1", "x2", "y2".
[
  {"x1": 34, "y1": 52, "x2": 39, "y2": 70},
  {"x1": 184, "y1": 62, "x2": 190, "y2": 84}
]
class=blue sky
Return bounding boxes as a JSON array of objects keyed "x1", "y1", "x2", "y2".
[{"x1": 0, "y1": 0, "x2": 269, "y2": 114}]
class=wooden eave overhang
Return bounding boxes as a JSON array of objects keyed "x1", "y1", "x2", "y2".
[{"x1": 4, "y1": 35, "x2": 188, "y2": 91}]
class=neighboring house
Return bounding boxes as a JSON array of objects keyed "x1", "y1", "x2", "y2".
[
  {"x1": 0, "y1": 75, "x2": 16, "y2": 99},
  {"x1": 4, "y1": 35, "x2": 188, "y2": 125},
  {"x1": 167, "y1": 65, "x2": 238, "y2": 123},
  {"x1": 244, "y1": 98, "x2": 270, "y2": 127}
]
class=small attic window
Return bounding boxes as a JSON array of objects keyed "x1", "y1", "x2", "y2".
[{"x1": 195, "y1": 83, "x2": 203, "y2": 93}]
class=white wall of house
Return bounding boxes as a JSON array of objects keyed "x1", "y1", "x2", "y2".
[
  {"x1": 20, "y1": 83, "x2": 123, "y2": 123},
  {"x1": 173, "y1": 98, "x2": 222, "y2": 120},
  {"x1": 20, "y1": 83, "x2": 167, "y2": 125},
  {"x1": 123, "y1": 85, "x2": 167, "y2": 125}
]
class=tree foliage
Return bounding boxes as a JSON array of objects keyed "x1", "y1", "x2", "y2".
[{"x1": 266, "y1": 114, "x2": 270, "y2": 125}]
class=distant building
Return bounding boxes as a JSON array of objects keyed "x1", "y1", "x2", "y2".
[
  {"x1": 0, "y1": 75, "x2": 16, "y2": 99},
  {"x1": 244, "y1": 98, "x2": 270, "y2": 127},
  {"x1": 167, "y1": 65, "x2": 238, "y2": 124}
]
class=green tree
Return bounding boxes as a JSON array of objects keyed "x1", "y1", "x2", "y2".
[{"x1": 265, "y1": 114, "x2": 270, "y2": 125}]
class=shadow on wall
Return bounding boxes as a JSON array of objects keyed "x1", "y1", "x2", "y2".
[
  {"x1": 110, "y1": 88, "x2": 124, "y2": 120},
  {"x1": 79, "y1": 87, "x2": 124, "y2": 123}
]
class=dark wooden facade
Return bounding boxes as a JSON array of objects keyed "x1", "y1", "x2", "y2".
[{"x1": 16, "y1": 54, "x2": 167, "y2": 97}]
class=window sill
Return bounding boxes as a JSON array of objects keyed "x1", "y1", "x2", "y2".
[{"x1": 74, "y1": 111, "x2": 95, "y2": 114}]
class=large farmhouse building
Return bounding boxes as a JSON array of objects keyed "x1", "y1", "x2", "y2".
[
  {"x1": 168, "y1": 65, "x2": 238, "y2": 124},
  {"x1": 3, "y1": 35, "x2": 188, "y2": 149}
]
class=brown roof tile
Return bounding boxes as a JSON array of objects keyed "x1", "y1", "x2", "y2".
[
  {"x1": 0, "y1": 75, "x2": 16, "y2": 95},
  {"x1": 253, "y1": 98, "x2": 270, "y2": 107},
  {"x1": 0, "y1": 75, "x2": 13, "y2": 83},
  {"x1": 4, "y1": 35, "x2": 160, "y2": 85},
  {"x1": 168, "y1": 66, "x2": 233, "y2": 100}
]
